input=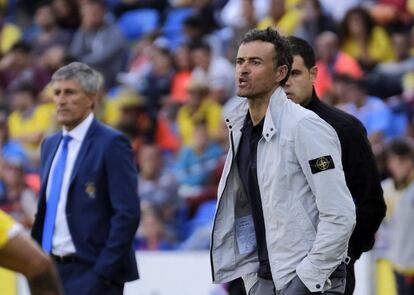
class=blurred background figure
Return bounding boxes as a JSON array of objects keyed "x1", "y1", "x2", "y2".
[
  {"x1": 0, "y1": 152, "x2": 37, "y2": 229},
  {"x1": 375, "y1": 139, "x2": 414, "y2": 295},
  {"x1": 294, "y1": 0, "x2": 337, "y2": 46},
  {"x1": 340, "y1": 6, "x2": 394, "y2": 71},
  {"x1": 137, "y1": 144, "x2": 181, "y2": 241},
  {"x1": 257, "y1": 0, "x2": 302, "y2": 35},
  {"x1": 25, "y1": 2, "x2": 72, "y2": 58},
  {"x1": 135, "y1": 203, "x2": 176, "y2": 251},
  {"x1": 69, "y1": 0, "x2": 127, "y2": 88},
  {"x1": 0, "y1": 5, "x2": 21, "y2": 56},
  {"x1": 7, "y1": 82, "x2": 54, "y2": 167},
  {"x1": 314, "y1": 31, "x2": 363, "y2": 100},
  {"x1": 190, "y1": 41, "x2": 235, "y2": 104},
  {"x1": 340, "y1": 77, "x2": 407, "y2": 155},
  {"x1": 175, "y1": 122, "x2": 223, "y2": 200},
  {"x1": 176, "y1": 78, "x2": 222, "y2": 147}
]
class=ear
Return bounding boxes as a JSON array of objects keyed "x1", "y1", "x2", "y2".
[
  {"x1": 87, "y1": 93, "x2": 96, "y2": 109},
  {"x1": 310, "y1": 66, "x2": 318, "y2": 84},
  {"x1": 275, "y1": 65, "x2": 288, "y2": 84}
]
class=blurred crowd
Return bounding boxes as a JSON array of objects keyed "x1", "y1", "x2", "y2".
[{"x1": 0, "y1": 0, "x2": 414, "y2": 293}]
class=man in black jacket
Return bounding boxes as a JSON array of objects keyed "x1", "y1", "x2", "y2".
[{"x1": 284, "y1": 36, "x2": 386, "y2": 295}]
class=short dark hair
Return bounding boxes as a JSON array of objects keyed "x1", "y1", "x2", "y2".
[
  {"x1": 10, "y1": 82, "x2": 37, "y2": 97},
  {"x1": 86, "y1": 0, "x2": 107, "y2": 9},
  {"x1": 189, "y1": 40, "x2": 211, "y2": 54},
  {"x1": 341, "y1": 7, "x2": 374, "y2": 39},
  {"x1": 287, "y1": 36, "x2": 316, "y2": 69},
  {"x1": 240, "y1": 27, "x2": 292, "y2": 86},
  {"x1": 183, "y1": 15, "x2": 203, "y2": 29},
  {"x1": 387, "y1": 139, "x2": 413, "y2": 158},
  {"x1": 10, "y1": 41, "x2": 32, "y2": 54}
]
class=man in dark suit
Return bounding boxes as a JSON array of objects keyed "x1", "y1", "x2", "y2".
[
  {"x1": 284, "y1": 36, "x2": 386, "y2": 295},
  {"x1": 32, "y1": 62, "x2": 140, "y2": 294}
]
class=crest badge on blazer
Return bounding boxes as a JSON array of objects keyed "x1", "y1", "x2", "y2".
[{"x1": 85, "y1": 182, "x2": 96, "y2": 198}]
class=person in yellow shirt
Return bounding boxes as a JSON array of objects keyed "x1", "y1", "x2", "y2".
[
  {"x1": 257, "y1": 0, "x2": 303, "y2": 35},
  {"x1": 7, "y1": 83, "x2": 54, "y2": 160},
  {"x1": 0, "y1": 210, "x2": 62, "y2": 294},
  {"x1": 340, "y1": 6, "x2": 394, "y2": 70},
  {"x1": 176, "y1": 78, "x2": 222, "y2": 146},
  {"x1": 0, "y1": 6, "x2": 21, "y2": 55}
]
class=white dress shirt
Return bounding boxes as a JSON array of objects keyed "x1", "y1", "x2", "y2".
[{"x1": 46, "y1": 112, "x2": 94, "y2": 256}]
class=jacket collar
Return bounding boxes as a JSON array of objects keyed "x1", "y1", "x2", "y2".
[{"x1": 223, "y1": 87, "x2": 287, "y2": 141}]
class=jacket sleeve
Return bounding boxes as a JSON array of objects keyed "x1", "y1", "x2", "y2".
[
  {"x1": 93, "y1": 134, "x2": 140, "y2": 279},
  {"x1": 293, "y1": 116, "x2": 356, "y2": 292},
  {"x1": 346, "y1": 121, "x2": 385, "y2": 260}
]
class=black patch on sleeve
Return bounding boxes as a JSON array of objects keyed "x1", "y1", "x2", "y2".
[{"x1": 309, "y1": 155, "x2": 335, "y2": 174}]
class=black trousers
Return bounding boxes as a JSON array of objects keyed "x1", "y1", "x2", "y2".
[{"x1": 344, "y1": 262, "x2": 356, "y2": 295}]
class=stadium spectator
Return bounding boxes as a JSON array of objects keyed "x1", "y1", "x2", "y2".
[
  {"x1": 376, "y1": 139, "x2": 414, "y2": 295},
  {"x1": 175, "y1": 122, "x2": 223, "y2": 200},
  {"x1": 51, "y1": 0, "x2": 80, "y2": 31},
  {"x1": 137, "y1": 144, "x2": 180, "y2": 231},
  {"x1": 0, "y1": 41, "x2": 50, "y2": 97},
  {"x1": 376, "y1": 28, "x2": 414, "y2": 79},
  {"x1": 341, "y1": 78, "x2": 396, "y2": 152},
  {"x1": 135, "y1": 203, "x2": 176, "y2": 250},
  {"x1": 294, "y1": 0, "x2": 337, "y2": 47},
  {"x1": 170, "y1": 42, "x2": 193, "y2": 104},
  {"x1": 176, "y1": 78, "x2": 222, "y2": 146},
  {"x1": 140, "y1": 44, "x2": 175, "y2": 116},
  {"x1": 340, "y1": 6, "x2": 394, "y2": 70},
  {"x1": 257, "y1": 0, "x2": 302, "y2": 35},
  {"x1": 318, "y1": 0, "x2": 364, "y2": 22},
  {"x1": 69, "y1": 0, "x2": 127, "y2": 88},
  {"x1": 0, "y1": 152, "x2": 37, "y2": 229},
  {"x1": 27, "y1": 2, "x2": 72, "y2": 57},
  {"x1": 7, "y1": 83, "x2": 54, "y2": 163},
  {"x1": 0, "y1": 6, "x2": 21, "y2": 56},
  {"x1": 183, "y1": 15, "x2": 223, "y2": 56},
  {"x1": 117, "y1": 32, "x2": 157, "y2": 88},
  {"x1": 190, "y1": 41, "x2": 235, "y2": 104},
  {"x1": 314, "y1": 31, "x2": 363, "y2": 99},
  {"x1": 220, "y1": 0, "x2": 266, "y2": 30},
  {"x1": 223, "y1": 0, "x2": 258, "y2": 62},
  {"x1": 0, "y1": 110, "x2": 28, "y2": 167}
]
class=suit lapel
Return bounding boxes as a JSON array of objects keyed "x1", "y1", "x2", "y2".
[{"x1": 69, "y1": 119, "x2": 98, "y2": 185}]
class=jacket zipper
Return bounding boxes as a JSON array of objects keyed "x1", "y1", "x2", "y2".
[{"x1": 210, "y1": 130, "x2": 236, "y2": 282}]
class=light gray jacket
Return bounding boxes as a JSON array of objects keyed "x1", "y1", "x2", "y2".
[{"x1": 210, "y1": 87, "x2": 356, "y2": 292}]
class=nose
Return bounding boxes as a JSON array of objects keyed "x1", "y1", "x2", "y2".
[
  {"x1": 54, "y1": 94, "x2": 67, "y2": 105},
  {"x1": 236, "y1": 61, "x2": 249, "y2": 74},
  {"x1": 284, "y1": 78, "x2": 291, "y2": 88}
]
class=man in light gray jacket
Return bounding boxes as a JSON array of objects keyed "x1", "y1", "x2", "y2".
[{"x1": 210, "y1": 28, "x2": 356, "y2": 295}]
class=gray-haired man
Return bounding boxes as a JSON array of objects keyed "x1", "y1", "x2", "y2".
[{"x1": 32, "y1": 62, "x2": 140, "y2": 295}]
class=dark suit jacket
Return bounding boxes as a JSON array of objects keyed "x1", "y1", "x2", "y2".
[{"x1": 32, "y1": 119, "x2": 140, "y2": 284}]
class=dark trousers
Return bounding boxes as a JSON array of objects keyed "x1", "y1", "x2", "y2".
[
  {"x1": 344, "y1": 262, "x2": 355, "y2": 295},
  {"x1": 394, "y1": 272, "x2": 414, "y2": 295},
  {"x1": 55, "y1": 260, "x2": 124, "y2": 295},
  {"x1": 247, "y1": 263, "x2": 347, "y2": 295}
]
